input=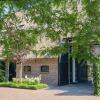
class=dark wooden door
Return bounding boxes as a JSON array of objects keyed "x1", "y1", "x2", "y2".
[
  {"x1": 58, "y1": 54, "x2": 69, "y2": 86},
  {"x1": 76, "y1": 61, "x2": 88, "y2": 82},
  {"x1": 9, "y1": 62, "x2": 16, "y2": 81},
  {"x1": 58, "y1": 55, "x2": 88, "y2": 86}
]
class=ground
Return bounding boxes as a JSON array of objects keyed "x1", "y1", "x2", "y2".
[{"x1": 0, "y1": 83, "x2": 100, "y2": 100}]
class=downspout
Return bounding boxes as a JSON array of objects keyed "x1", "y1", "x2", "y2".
[
  {"x1": 68, "y1": 40, "x2": 70, "y2": 84},
  {"x1": 72, "y1": 58, "x2": 76, "y2": 83},
  {"x1": 58, "y1": 55, "x2": 61, "y2": 86}
]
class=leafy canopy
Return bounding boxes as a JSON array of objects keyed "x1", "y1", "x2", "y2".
[{"x1": 0, "y1": 0, "x2": 100, "y2": 62}]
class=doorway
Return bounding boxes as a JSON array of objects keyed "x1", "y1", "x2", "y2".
[
  {"x1": 9, "y1": 62, "x2": 16, "y2": 81},
  {"x1": 0, "y1": 61, "x2": 16, "y2": 81},
  {"x1": 58, "y1": 54, "x2": 88, "y2": 86},
  {"x1": 58, "y1": 54, "x2": 69, "y2": 86}
]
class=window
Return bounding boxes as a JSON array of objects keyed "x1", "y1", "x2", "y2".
[
  {"x1": 41, "y1": 65, "x2": 49, "y2": 72},
  {"x1": 24, "y1": 66, "x2": 31, "y2": 72}
]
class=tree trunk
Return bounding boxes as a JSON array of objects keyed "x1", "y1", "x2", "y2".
[
  {"x1": 5, "y1": 61, "x2": 10, "y2": 82},
  {"x1": 19, "y1": 63, "x2": 23, "y2": 82},
  {"x1": 93, "y1": 63, "x2": 100, "y2": 96}
]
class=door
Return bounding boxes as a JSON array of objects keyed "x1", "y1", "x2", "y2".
[
  {"x1": 76, "y1": 60, "x2": 88, "y2": 82},
  {"x1": 9, "y1": 62, "x2": 16, "y2": 81},
  {"x1": 58, "y1": 54, "x2": 88, "y2": 86},
  {"x1": 58, "y1": 54, "x2": 69, "y2": 86}
]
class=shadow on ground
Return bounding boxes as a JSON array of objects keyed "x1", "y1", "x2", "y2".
[{"x1": 46, "y1": 83, "x2": 93, "y2": 96}]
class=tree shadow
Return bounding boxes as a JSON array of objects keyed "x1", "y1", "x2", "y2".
[{"x1": 46, "y1": 83, "x2": 93, "y2": 96}]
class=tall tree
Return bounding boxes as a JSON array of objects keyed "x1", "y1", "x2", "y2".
[
  {"x1": 0, "y1": 1, "x2": 39, "y2": 81},
  {"x1": 0, "y1": 0, "x2": 100, "y2": 95}
]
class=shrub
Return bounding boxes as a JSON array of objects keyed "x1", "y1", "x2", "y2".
[
  {"x1": 34, "y1": 78, "x2": 40, "y2": 84},
  {"x1": 13, "y1": 77, "x2": 41, "y2": 85},
  {"x1": 13, "y1": 78, "x2": 19, "y2": 83},
  {"x1": 33, "y1": 84, "x2": 48, "y2": 89},
  {"x1": 0, "y1": 69, "x2": 5, "y2": 82},
  {"x1": 0, "y1": 62, "x2": 5, "y2": 82},
  {"x1": 0, "y1": 82, "x2": 48, "y2": 90},
  {"x1": 0, "y1": 82, "x2": 12, "y2": 87}
]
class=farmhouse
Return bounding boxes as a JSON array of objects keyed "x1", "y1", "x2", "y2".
[
  {"x1": 0, "y1": 36, "x2": 100, "y2": 86},
  {"x1": 0, "y1": 39, "x2": 86, "y2": 86},
  {"x1": 15, "y1": 37, "x2": 88, "y2": 86}
]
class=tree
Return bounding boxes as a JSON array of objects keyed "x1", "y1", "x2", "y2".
[
  {"x1": 28, "y1": 0, "x2": 100, "y2": 95},
  {"x1": 0, "y1": 2, "x2": 39, "y2": 81},
  {"x1": 0, "y1": 0, "x2": 100, "y2": 95}
]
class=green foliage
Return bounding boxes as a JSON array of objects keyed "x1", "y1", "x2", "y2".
[
  {"x1": 0, "y1": 0, "x2": 99, "y2": 60},
  {"x1": 33, "y1": 84, "x2": 48, "y2": 89},
  {"x1": 0, "y1": 77, "x2": 47, "y2": 90},
  {"x1": 13, "y1": 78, "x2": 40, "y2": 85},
  {"x1": 0, "y1": 69, "x2": 5, "y2": 82},
  {"x1": 93, "y1": 66, "x2": 100, "y2": 96},
  {"x1": 0, "y1": 62, "x2": 5, "y2": 82},
  {"x1": 0, "y1": 0, "x2": 100, "y2": 95},
  {"x1": 93, "y1": 57, "x2": 100, "y2": 96},
  {"x1": 0, "y1": 82, "x2": 48, "y2": 90}
]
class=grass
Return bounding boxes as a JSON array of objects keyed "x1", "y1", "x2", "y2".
[{"x1": 0, "y1": 82, "x2": 48, "y2": 90}]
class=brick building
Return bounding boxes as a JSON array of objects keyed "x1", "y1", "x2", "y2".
[
  {"x1": 0, "y1": 38, "x2": 100, "y2": 86},
  {"x1": 16, "y1": 58, "x2": 58, "y2": 85},
  {"x1": 12, "y1": 42, "x2": 100, "y2": 86}
]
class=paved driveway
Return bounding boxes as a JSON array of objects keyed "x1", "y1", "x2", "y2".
[{"x1": 0, "y1": 83, "x2": 100, "y2": 100}]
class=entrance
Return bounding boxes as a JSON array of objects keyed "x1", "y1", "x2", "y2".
[
  {"x1": 58, "y1": 54, "x2": 88, "y2": 86},
  {"x1": 0, "y1": 60, "x2": 16, "y2": 81},
  {"x1": 9, "y1": 62, "x2": 16, "y2": 81},
  {"x1": 58, "y1": 54, "x2": 69, "y2": 85}
]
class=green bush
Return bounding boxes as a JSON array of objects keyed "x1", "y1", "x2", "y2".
[
  {"x1": 0, "y1": 82, "x2": 12, "y2": 87},
  {"x1": 0, "y1": 69, "x2": 5, "y2": 82},
  {"x1": 0, "y1": 76, "x2": 47, "y2": 90},
  {"x1": 13, "y1": 77, "x2": 41, "y2": 85},
  {"x1": 33, "y1": 84, "x2": 48, "y2": 89},
  {"x1": 0, "y1": 82, "x2": 48, "y2": 90},
  {"x1": 0, "y1": 61, "x2": 5, "y2": 82},
  {"x1": 34, "y1": 78, "x2": 40, "y2": 84}
]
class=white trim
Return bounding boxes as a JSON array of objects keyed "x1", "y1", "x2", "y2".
[{"x1": 72, "y1": 58, "x2": 76, "y2": 83}]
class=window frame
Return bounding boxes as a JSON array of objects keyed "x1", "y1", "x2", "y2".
[
  {"x1": 40, "y1": 65, "x2": 49, "y2": 73},
  {"x1": 24, "y1": 65, "x2": 31, "y2": 73}
]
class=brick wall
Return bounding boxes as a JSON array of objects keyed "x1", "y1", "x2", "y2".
[{"x1": 16, "y1": 58, "x2": 58, "y2": 85}]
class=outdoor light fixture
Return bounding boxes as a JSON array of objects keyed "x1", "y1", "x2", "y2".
[{"x1": 94, "y1": 44, "x2": 100, "y2": 55}]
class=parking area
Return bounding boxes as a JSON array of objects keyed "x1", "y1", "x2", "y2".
[{"x1": 0, "y1": 83, "x2": 100, "y2": 100}]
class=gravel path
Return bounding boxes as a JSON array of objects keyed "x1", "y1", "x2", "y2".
[{"x1": 0, "y1": 84, "x2": 100, "y2": 100}]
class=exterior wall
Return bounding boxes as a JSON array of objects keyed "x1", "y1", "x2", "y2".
[{"x1": 16, "y1": 58, "x2": 58, "y2": 85}]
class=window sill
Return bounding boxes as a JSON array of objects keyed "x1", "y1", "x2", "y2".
[{"x1": 40, "y1": 72, "x2": 49, "y2": 74}]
